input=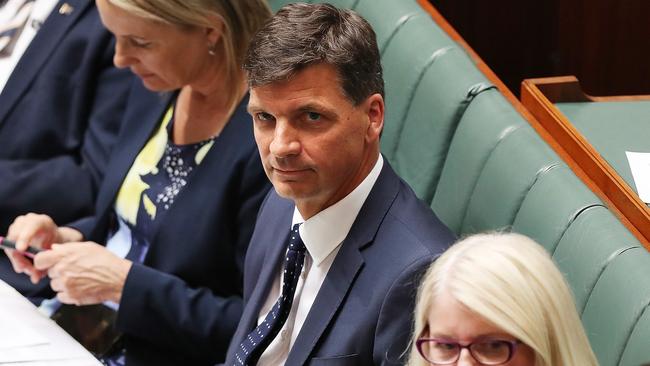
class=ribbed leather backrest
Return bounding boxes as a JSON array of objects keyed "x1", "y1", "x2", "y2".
[
  {"x1": 553, "y1": 206, "x2": 641, "y2": 312},
  {"x1": 582, "y1": 248, "x2": 650, "y2": 366},
  {"x1": 619, "y1": 305, "x2": 650, "y2": 366},
  {"x1": 354, "y1": 0, "x2": 422, "y2": 50},
  {"x1": 379, "y1": 14, "x2": 455, "y2": 162},
  {"x1": 461, "y1": 126, "x2": 560, "y2": 234},
  {"x1": 431, "y1": 88, "x2": 526, "y2": 234},
  {"x1": 392, "y1": 48, "x2": 490, "y2": 202},
  {"x1": 511, "y1": 165, "x2": 602, "y2": 253}
]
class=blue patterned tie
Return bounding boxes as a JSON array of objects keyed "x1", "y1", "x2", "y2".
[{"x1": 233, "y1": 223, "x2": 306, "y2": 365}]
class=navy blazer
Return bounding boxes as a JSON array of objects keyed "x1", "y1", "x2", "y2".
[
  {"x1": 0, "y1": 0, "x2": 132, "y2": 232},
  {"x1": 0, "y1": 0, "x2": 133, "y2": 296},
  {"x1": 67, "y1": 83, "x2": 271, "y2": 365},
  {"x1": 224, "y1": 161, "x2": 455, "y2": 365}
]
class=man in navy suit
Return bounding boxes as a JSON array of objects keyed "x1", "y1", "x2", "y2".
[
  {"x1": 0, "y1": 0, "x2": 132, "y2": 294},
  {"x1": 224, "y1": 3, "x2": 455, "y2": 365}
]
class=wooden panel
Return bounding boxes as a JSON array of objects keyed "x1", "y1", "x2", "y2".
[
  {"x1": 521, "y1": 77, "x2": 650, "y2": 249},
  {"x1": 428, "y1": 0, "x2": 650, "y2": 96}
]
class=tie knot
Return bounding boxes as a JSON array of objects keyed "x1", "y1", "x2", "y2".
[{"x1": 289, "y1": 223, "x2": 306, "y2": 253}]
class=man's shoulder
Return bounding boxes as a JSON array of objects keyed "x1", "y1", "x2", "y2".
[{"x1": 373, "y1": 164, "x2": 455, "y2": 255}]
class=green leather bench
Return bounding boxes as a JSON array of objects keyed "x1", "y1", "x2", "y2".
[{"x1": 267, "y1": 1, "x2": 650, "y2": 364}]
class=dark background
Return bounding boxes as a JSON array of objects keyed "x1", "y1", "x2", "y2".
[{"x1": 428, "y1": 0, "x2": 650, "y2": 97}]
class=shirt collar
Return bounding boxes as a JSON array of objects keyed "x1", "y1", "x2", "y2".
[{"x1": 292, "y1": 155, "x2": 384, "y2": 266}]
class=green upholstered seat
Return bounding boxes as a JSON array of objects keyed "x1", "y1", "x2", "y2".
[
  {"x1": 392, "y1": 48, "x2": 490, "y2": 202},
  {"x1": 461, "y1": 126, "x2": 559, "y2": 234},
  {"x1": 619, "y1": 305, "x2": 650, "y2": 366},
  {"x1": 582, "y1": 248, "x2": 650, "y2": 366},
  {"x1": 431, "y1": 88, "x2": 526, "y2": 234},
  {"x1": 380, "y1": 14, "x2": 456, "y2": 162},
  {"x1": 553, "y1": 206, "x2": 642, "y2": 312},
  {"x1": 511, "y1": 164, "x2": 602, "y2": 254},
  {"x1": 354, "y1": 0, "x2": 424, "y2": 50}
]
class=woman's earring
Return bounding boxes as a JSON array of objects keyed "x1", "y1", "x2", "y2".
[{"x1": 208, "y1": 43, "x2": 217, "y2": 56}]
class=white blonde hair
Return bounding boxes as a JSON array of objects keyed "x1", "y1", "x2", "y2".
[
  {"x1": 107, "y1": 0, "x2": 271, "y2": 107},
  {"x1": 407, "y1": 232, "x2": 598, "y2": 366}
]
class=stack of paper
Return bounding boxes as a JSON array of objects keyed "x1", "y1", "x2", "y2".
[{"x1": 0, "y1": 280, "x2": 102, "y2": 365}]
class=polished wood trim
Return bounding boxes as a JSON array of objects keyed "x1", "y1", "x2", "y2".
[
  {"x1": 521, "y1": 77, "x2": 650, "y2": 249},
  {"x1": 526, "y1": 76, "x2": 650, "y2": 102},
  {"x1": 416, "y1": 0, "x2": 650, "y2": 248}
]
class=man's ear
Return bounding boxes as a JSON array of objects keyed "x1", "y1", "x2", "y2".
[{"x1": 365, "y1": 93, "x2": 384, "y2": 142}]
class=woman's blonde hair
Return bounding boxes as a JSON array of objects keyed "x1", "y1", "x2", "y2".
[
  {"x1": 408, "y1": 232, "x2": 598, "y2": 366},
  {"x1": 108, "y1": 0, "x2": 271, "y2": 106}
]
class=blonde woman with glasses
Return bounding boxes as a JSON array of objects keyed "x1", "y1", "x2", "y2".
[{"x1": 408, "y1": 232, "x2": 598, "y2": 366}]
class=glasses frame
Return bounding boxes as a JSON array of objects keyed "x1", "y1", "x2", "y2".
[{"x1": 416, "y1": 337, "x2": 521, "y2": 365}]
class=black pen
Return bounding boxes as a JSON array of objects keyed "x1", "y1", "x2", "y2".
[{"x1": 0, "y1": 237, "x2": 42, "y2": 258}]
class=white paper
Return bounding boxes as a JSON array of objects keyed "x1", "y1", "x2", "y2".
[
  {"x1": 0, "y1": 311, "x2": 49, "y2": 349},
  {"x1": 0, "y1": 280, "x2": 102, "y2": 365},
  {"x1": 626, "y1": 151, "x2": 650, "y2": 203},
  {"x1": 0, "y1": 358, "x2": 99, "y2": 366}
]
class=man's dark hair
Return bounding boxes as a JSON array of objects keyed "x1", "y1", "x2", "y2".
[{"x1": 243, "y1": 2, "x2": 384, "y2": 105}]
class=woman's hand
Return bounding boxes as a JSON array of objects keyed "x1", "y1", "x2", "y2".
[
  {"x1": 4, "y1": 213, "x2": 81, "y2": 284},
  {"x1": 33, "y1": 242, "x2": 132, "y2": 305}
]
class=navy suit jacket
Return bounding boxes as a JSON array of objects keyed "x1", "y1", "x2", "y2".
[
  {"x1": 67, "y1": 83, "x2": 271, "y2": 365},
  {"x1": 0, "y1": 0, "x2": 133, "y2": 296},
  {"x1": 224, "y1": 161, "x2": 455, "y2": 365},
  {"x1": 0, "y1": 0, "x2": 132, "y2": 232}
]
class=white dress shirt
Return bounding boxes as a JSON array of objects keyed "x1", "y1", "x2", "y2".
[
  {"x1": 256, "y1": 155, "x2": 384, "y2": 365},
  {"x1": 0, "y1": 0, "x2": 58, "y2": 92}
]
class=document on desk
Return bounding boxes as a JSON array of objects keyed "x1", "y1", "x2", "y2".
[
  {"x1": 0, "y1": 313, "x2": 95, "y2": 364},
  {"x1": 0, "y1": 310, "x2": 49, "y2": 349},
  {"x1": 0, "y1": 280, "x2": 102, "y2": 365},
  {"x1": 626, "y1": 151, "x2": 650, "y2": 203}
]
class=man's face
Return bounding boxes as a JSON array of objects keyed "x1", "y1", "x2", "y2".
[{"x1": 248, "y1": 63, "x2": 384, "y2": 218}]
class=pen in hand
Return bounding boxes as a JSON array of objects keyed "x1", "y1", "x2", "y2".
[{"x1": 0, "y1": 237, "x2": 42, "y2": 258}]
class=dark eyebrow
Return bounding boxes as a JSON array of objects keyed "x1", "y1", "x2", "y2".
[
  {"x1": 297, "y1": 103, "x2": 338, "y2": 120},
  {"x1": 296, "y1": 103, "x2": 328, "y2": 112}
]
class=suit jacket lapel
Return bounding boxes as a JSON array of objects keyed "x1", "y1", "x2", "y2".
[
  {"x1": 286, "y1": 159, "x2": 401, "y2": 364},
  {"x1": 145, "y1": 94, "x2": 250, "y2": 244},
  {"x1": 234, "y1": 194, "x2": 294, "y2": 341},
  {"x1": 91, "y1": 87, "x2": 173, "y2": 239},
  {"x1": 0, "y1": 0, "x2": 91, "y2": 124}
]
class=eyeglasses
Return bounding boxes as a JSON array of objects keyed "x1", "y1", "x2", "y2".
[{"x1": 416, "y1": 337, "x2": 521, "y2": 365}]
